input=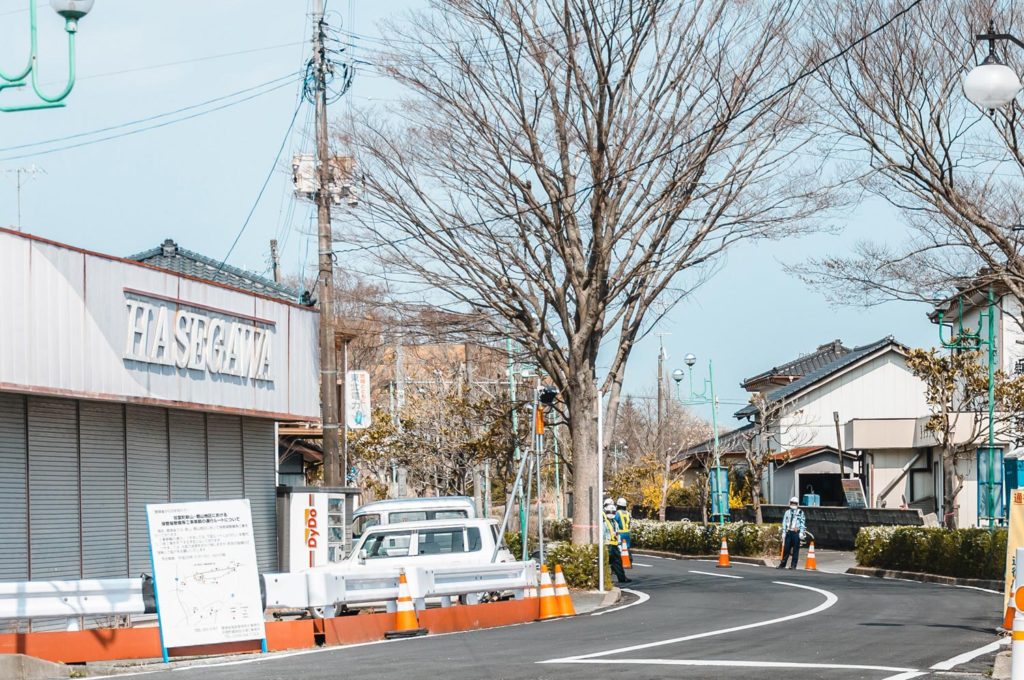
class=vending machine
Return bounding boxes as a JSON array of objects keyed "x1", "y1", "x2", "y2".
[{"x1": 277, "y1": 486, "x2": 361, "y2": 571}]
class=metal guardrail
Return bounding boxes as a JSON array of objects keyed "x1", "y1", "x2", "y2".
[
  {"x1": 262, "y1": 561, "x2": 537, "y2": 610},
  {"x1": 0, "y1": 562, "x2": 537, "y2": 628},
  {"x1": 0, "y1": 577, "x2": 154, "y2": 630}
]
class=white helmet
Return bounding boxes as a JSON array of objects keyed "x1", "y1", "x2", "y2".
[
  {"x1": 617, "y1": 497, "x2": 627, "y2": 508},
  {"x1": 604, "y1": 497, "x2": 614, "y2": 507},
  {"x1": 789, "y1": 496, "x2": 799, "y2": 505}
]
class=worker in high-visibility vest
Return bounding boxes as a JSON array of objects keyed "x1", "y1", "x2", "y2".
[
  {"x1": 603, "y1": 507, "x2": 630, "y2": 584},
  {"x1": 615, "y1": 497, "x2": 632, "y2": 549}
]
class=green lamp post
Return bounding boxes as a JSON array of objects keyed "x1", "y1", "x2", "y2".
[
  {"x1": 672, "y1": 354, "x2": 728, "y2": 526},
  {"x1": 935, "y1": 286, "x2": 1000, "y2": 528},
  {"x1": 1, "y1": 0, "x2": 95, "y2": 112}
]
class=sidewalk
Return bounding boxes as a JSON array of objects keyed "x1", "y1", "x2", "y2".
[{"x1": 769, "y1": 548, "x2": 857, "y2": 574}]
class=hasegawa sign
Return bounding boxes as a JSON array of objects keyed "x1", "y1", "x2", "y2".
[
  {"x1": 124, "y1": 294, "x2": 274, "y2": 382},
  {"x1": 289, "y1": 493, "x2": 328, "y2": 569}
]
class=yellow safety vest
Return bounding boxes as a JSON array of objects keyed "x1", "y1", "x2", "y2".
[
  {"x1": 616, "y1": 510, "x2": 631, "y2": 533},
  {"x1": 603, "y1": 515, "x2": 619, "y2": 545}
]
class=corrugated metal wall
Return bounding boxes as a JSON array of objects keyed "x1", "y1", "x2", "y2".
[
  {"x1": 0, "y1": 394, "x2": 278, "y2": 623},
  {"x1": 0, "y1": 393, "x2": 28, "y2": 581}
]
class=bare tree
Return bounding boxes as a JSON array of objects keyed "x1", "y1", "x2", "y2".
[
  {"x1": 734, "y1": 393, "x2": 812, "y2": 523},
  {"x1": 342, "y1": 0, "x2": 833, "y2": 542},
  {"x1": 792, "y1": 0, "x2": 1024, "y2": 325}
]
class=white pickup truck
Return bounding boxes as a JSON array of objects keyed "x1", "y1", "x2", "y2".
[{"x1": 345, "y1": 517, "x2": 514, "y2": 570}]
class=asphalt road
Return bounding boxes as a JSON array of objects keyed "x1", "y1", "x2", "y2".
[{"x1": 100, "y1": 554, "x2": 1006, "y2": 680}]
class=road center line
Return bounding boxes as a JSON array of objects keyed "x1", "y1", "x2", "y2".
[
  {"x1": 543, "y1": 581, "x2": 838, "y2": 662},
  {"x1": 689, "y1": 569, "x2": 742, "y2": 580},
  {"x1": 631, "y1": 563, "x2": 653, "y2": 568},
  {"x1": 930, "y1": 637, "x2": 1009, "y2": 670},
  {"x1": 591, "y1": 588, "x2": 650, "y2": 617}
]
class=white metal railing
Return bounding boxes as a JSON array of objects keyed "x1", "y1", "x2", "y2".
[
  {"x1": 0, "y1": 562, "x2": 538, "y2": 629},
  {"x1": 262, "y1": 562, "x2": 537, "y2": 611},
  {"x1": 0, "y1": 578, "x2": 151, "y2": 631}
]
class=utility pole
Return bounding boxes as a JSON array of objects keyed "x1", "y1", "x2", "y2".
[
  {"x1": 270, "y1": 239, "x2": 281, "y2": 283},
  {"x1": 313, "y1": 0, "x2": 340, "y2": 487}
]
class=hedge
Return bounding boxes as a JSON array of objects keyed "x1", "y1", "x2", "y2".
[
  {"x1": 544, "y1": 543, "x2": 613, "y2": 591},
  {"x1": 854, "y1": 526, "x2": 1006, "y2": 580},
  {"x1": 630, "y1": 519, "x2": 782, "y2": 557}
]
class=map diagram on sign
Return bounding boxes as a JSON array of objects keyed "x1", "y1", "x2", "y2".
[{"x1": 168, "y1": 560, "x2": 250, "y2": 628}]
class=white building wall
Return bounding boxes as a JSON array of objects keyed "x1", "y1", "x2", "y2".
[
  {"x1": 0, "y1": 230, "x2": 319, "y2": 419},
  {"x1": 777, "y1": 351, "x2": 930, "y2": 451}
]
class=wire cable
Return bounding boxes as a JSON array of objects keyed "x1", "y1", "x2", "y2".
[
  {"x1": 333, "y1": 0, "x2": 925, "y2": 256},
  {"x1": 216, "y1": 100, "x2": 305, "y2": 275},
  {"x1": 0, "y1": 76, "x2": 300, "y2": 162},
  {"x1": 0, "y1": 72, "x2": 299, "y2": 155}
]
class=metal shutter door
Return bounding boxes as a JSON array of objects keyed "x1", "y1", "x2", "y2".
[
  {"x1": 169, "y1": 410, "x2": 207, "y2": 502},
  {"x1": 242, "y1": 418, "x2": 277, "y2": 571},
  {"x1": 79, "y1": 402, "x2": 128, "y2": 579},
  {"x1": 27, "y1": 397, "x2": 81, "y2": 580},
  {"x1": 207, "y1": 414, "x2": 243, "y2": 499},
  {"x1": 0, "y1": 394, "x2": 28, "y2": 580},
  {"x1": 126, "y1": 405, "x2": 169, "y2": 577}
]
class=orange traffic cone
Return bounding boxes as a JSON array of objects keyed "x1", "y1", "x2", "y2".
[
  {"x1": 805, "y1": 541, "x2": 817, "y2": 571},
  {"x1": 716, "y1": 537, "x2": 731, "y2": 568},
  {"x1": 1006, "y1": 578, "x2": 1017, "y2": 630},
  {"x1": 620, "y1": 536, "x2": 632, "y2": 569},
  {"x1": 538, "y1": 564, "x2": 561, "y2": 620},
  {"x1": 385, "y1": 569, "x2": 427, "y2": 639},
  {"x1": 553, "y1": 564, "x2": 576, "y2": 617}
]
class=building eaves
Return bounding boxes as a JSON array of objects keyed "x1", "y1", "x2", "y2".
[{"x1": 734, "y1": 336, "x2": 905, "y2": 419}]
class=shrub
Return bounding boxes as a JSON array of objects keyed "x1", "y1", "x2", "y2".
[
  {"x1": 504, "y1": 532, "x2": 536, "y2": 560},
  {"x1": 854, "y1": 526, "x2": 1006, "y2": 580},
  {"x1": 544, "y1": 542, "x2": 613, "y2": 590},
  {"x1": 630, "y1": 519, "x2": 781, "y2": 557},
  {"x1": 544, "y1": 518, "x2": 572, "y2": 542}
]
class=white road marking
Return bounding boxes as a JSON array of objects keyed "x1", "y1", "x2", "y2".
[
  {"x1": 543, "y1": 581, "x2": 838, "y2": 662},
  {"x1": 631, "y1": 562, "x2": 654, "y2": 568},
  {"x1": 930, "y1": 637, "x2": 1009, "y2": 670},
  {"x1": 879, "y1": 671, "x2": 928, "y2": 680},
  {"x1": 591, "y1": 588, "x2": 650, "y2": 617},
  {"x1": 954, "y1": 584, "x2": 1004, "y2": 595},
  {"x1": 689, "y1": 570, "x2": 742, "y2": 580},
  {"x1": 549, "y1": 658, "x2": 920, "y2": 675}
]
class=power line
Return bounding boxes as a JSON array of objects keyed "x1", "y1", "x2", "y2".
[
  {"x1": 216, "y1": 100, "x2": 306, "y2": 274},
  {"x1": 0, "y1": 72, "x2": 298, "y2": 154},
  {"x1": 332, "y1": 0, "x2": 925, "y2": 257},
  {"x1": 0, "y1": 75, "x2": 300, "y2": 162}
]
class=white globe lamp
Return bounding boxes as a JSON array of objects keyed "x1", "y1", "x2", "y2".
[{"x1": 964, "y1": 54, "x2": 1022, "y2": 109}]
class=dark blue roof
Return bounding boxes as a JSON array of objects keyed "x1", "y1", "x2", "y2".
[
  {"x1": 129, "y1": 239, "x2": 301, "y2": 303},
  {"x1": 734, "y1": 336, "x2": 905, "y2": 419}
]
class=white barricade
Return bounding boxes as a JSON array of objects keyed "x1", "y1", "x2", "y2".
[
  {"x1": 0, "y1": 578, "x2": 146, "y2": 621},
  {"x1": 419, "y1": 562, "x2": 537, "y2": 600}
]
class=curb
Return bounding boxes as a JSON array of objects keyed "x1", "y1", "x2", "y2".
[
  {"x1": 633, "y1": 549, "x2": 770, "y2": 567},
  {"x1": 600, "y1": 587, "x2": 622, "y2": 608},
  {"x1": 845, "y1": 566, "x2": 1003, "y2": 591}
]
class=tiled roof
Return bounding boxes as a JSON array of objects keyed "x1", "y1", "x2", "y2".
[
  {"x1": 741, "y1": 339, "x2": 851, "y2": 389},
  {"x1": 129, "y1": 239, "x2": 301, "y2": 303},
  {"x1": 771, "y1": 446, "x2": 839, "y2": 462},
  {"x1": 734, "y1": 336, "x2": 906, "y2": 419},
  {"x1": 672, "y1": 422, "x2": 753, "y2": 463}
]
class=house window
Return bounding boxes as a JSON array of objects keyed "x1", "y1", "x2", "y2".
[{"x1": 1015, "y1": 358, "x2": 1024, "y2": 376}]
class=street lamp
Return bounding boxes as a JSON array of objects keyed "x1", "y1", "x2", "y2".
[
  {"x1": 963, "y1": 21, "x2": 1023, "y2": 110},
  {"x1": 672, "y1": 355, "x2": 727, "y2": 526},
  {"x1": 0, "y1": 0, "x2": 95, "y2": 112},
  {"x1": 934, "y1": 287, "x2": 999, "y2": 528}
]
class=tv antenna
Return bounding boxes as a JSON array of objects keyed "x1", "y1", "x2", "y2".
[{"x1": 3, "y1": 165, "x2": 45, "y2": 230}]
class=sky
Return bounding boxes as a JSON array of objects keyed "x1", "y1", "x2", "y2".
[{"x1": 0, "y1": 0, "x2": 939, "y2": 427}]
